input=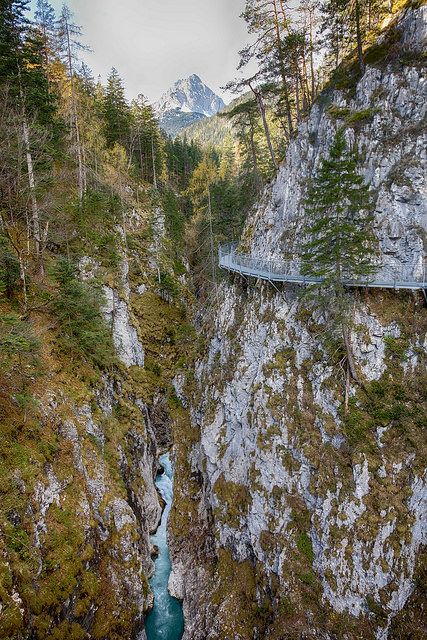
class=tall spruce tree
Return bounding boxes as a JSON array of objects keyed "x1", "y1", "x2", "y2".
[
  {"x1": 129, "y1": 94, "x2": 163, "y2": 187},
  {"x1": 103, "y1": 67, "x2": 130, "y2": 148},
  {"x1": 0, "y1": 0, "x2": 57, "y2": 271},
  {"x1": 57, "y1": 4, "x2": 87, "y2": 200},
  {"x1": 34, "y1": 0, "x2": 56, "y2": 87},
  {"x1": 301, "y1": 129, "x2": 378, "y2": 388},
  {"x1": 302, "y1": 129, "x2": 377, "y2": 284},
  {"x1": 222, "y1": 98, "x2": 263, "y2": 192},
  {"x1": 0, "y1": 0, "x2": 29, "y2": 84}
]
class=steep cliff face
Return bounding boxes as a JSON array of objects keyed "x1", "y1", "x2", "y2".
[
  {"x1": 0, "y1": 198, "x2": 191, "y2": 639},
  {"x1": 170, "y1": 6, "x2": 427, "y2": 640}
]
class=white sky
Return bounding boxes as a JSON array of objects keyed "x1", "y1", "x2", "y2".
[{"x1": 31, "y1": 0, "x2": 256, "y2": 105}]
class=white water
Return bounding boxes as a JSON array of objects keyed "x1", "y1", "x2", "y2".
[{"x1": 145, "y1": 453, "x2": 184, "y2": 640}]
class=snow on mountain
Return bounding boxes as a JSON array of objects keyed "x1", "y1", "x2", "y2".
[{"x1": 155, "y1": 75, "x2": 225, "y2": 136}]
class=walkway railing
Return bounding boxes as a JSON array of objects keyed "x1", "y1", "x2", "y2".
[{"x1": 218, "y1": 242, "x2": 427, "y2": 291}]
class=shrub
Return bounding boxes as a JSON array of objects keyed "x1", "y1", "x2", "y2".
[
  {"x1": 345, "y1": 108, "x2": 378, "y2": 126},
  {"x1": 50, "y1": 258, "x2": 115, "y2": 368},
  {"x1": 384, "y1": 335, "x2": 408, "y2": 361},
  {"x1": 0, "y1": 237, "x2": 20, "y2": 298},
  {"x1": 159, "y1": 271, "x2": 180, "y2": 299},
  {"x1": 0, "y1": 313, "x2": 41, "y2": 409},
  {"x1": 300, "y1": 571, "x2": 316, "y2": 587},
  {"x1": 72, "y1": 190, "x2": 121, "y2": 268}
]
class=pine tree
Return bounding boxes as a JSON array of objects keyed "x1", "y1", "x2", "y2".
[
  {"x1": 319, "y1": 0, "x2": 348, "y2": 69},
  {"x1": 225, "y1": 75, "x2": 278, "y2": 171},
  {"x1": 320, "y1": 0, "x2": 385, "y2": 73},
  {"x1": 34, "y1": 0, "x2": 56, "y2": 88},
  {"x1": 301, "y1": 129, "x2": 378, "y2": 387},
  {"x1": 57, "y1": 4, "x2": 87, "y2": 200},
  {"x1": 0, "y1": 0, "x2": 54, "y2": 271},
  {"x1": 222, "y1": 98, "x2": 263, "y2": 192},
  {"x1": 129, "y1": 94, "x2": 163, "y2": 187},
  {"x1": 302, "y1": 129, "x2": 377, "y2": 284},
  {"x1": 299, "y1": 0, "x2": 318, "y2": 103},
  {"x1": 102, "y1": 67, "x2": 130, "y2": 148},
  {"x1": 240, "y1": 0, "x2": 294, "y2": 135},
  {"x1": 0, "y1": 0, "x2": 29, "y2": 85}
]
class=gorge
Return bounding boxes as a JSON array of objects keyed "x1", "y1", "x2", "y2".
[{"x1": 0, "y1": 1, "x2": 426, "y2": 640}]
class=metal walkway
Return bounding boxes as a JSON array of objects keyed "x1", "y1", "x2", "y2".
[{"x1": 219, "y1": 243, "x2": 427, "y2": 291}]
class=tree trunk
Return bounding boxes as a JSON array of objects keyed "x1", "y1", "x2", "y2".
[
  {"x1": 335, "y1": 37, "x2": 340, "y2": 68},
  {"x1": 151, "y1": 135, "x2": 158, "y2": 189},
  {"x1": 139, "y1": 136, "x2": 145, "y2": 181},
  {"x1": 207, "y1": 186, "x2": 216, "y2": 287},
  {"x1": 342, "y1": 325, "x2": 360, "y2": 385},
  {"x1": 355, "y1": 0, "x2": 365, "y2": 73},
  {"x1": 295, "y1": 65, "x2": 301, "y2": 122},
  {"x1": 250, "y1": 85, "x2": 278, "y2": 171},
  {"x1": 273, "y1": 0, "x2": 294, "y2": 136},
  {"x1": 1, "y1": 218, "x2": 29, "y2": 310},
  {"x1": 301, "y1": 50, "x2": 310, "y2": 112},
  {"x1": 18, "y1": 67, "x2": 43, "y2": 272},
  {"x1": 75, "y1": 111, "x2": 85, "y2": 201},
  {"x1": 278, "y1": 0, "x2": 291, "y2": 31},
  {"x1": 309, "y1": 9, "x2": 316, "y2": 102},
  {"x1": 65, "y1": 17, "x2": 86, "y2": 202},
  {"x1": 344, "y1": 361, "x2": 350, "y2": 414},
  {"x1": 18, "y1": 250, "x2": 28, "y2": 311},
  {"x1": 249, "y1": 123, "x2": 262, "y2": 192},
  {"x1": 22, "y1": 117, "x2": 42, "y2": 267}
]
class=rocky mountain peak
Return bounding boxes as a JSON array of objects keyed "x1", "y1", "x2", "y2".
[{"x1": 155, "y1": 74, "x2": 225, "y2": 118}]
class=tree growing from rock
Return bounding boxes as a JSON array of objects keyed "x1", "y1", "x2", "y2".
[
  {"x1": 301, "y1": 128, "x2": 378, "y2": 400},
  {"x1": 222, "y1": 98, "x2": 263, "y2": 192}
]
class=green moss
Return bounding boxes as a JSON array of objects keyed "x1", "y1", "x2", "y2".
[
  {"x1": 366, "y1": 595, "x2": 387, "y2": 619},
  {"x1": 345, "y1": 108, "x2": 378, "y2": 126},
  {"x1": 383, "y1": 335, "x2": 409, "y2": 360},
  {"x1": 211, "y1": 549, "x2": 267, "y2": 637},
  {"x1": 328, "y1": 105, "x2": 378, "y2": 127},
  {"x1": 299, "y1": 571, "x2": 316, "y2": 587},
  {"x1": 328, "y1": 105, "x2": 351, "y2": 120},
  {"x1": 296, "y1": 532, "x2": 314, "y2": 564}
]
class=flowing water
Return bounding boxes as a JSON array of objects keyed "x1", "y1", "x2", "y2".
[{"x1": 145, "y1": 453, "x2": 184, "y2": 640}]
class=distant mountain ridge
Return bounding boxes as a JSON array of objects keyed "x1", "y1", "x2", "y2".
[
  {"x1": 155, "y1": 74, "x2": 225, "y2": 137},
  {"x1": 177, "y1": 95, "x2": 249, "y2": 148}
]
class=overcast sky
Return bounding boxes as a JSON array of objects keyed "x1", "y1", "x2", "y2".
[{"x1": 31, "y1": 0, "x2": 255, "y2": 105}]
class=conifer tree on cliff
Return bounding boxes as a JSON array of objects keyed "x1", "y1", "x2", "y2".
[{"x1": 301, "y1": 129, "x2": 378, "y2": 395}]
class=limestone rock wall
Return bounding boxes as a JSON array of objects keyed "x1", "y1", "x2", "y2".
[
  {"x1": 0, "y1": 204, "x2": 175, "y2": 639},
  {"x1": 170, "y1": 7, "x2": 427, "y2": 640}
]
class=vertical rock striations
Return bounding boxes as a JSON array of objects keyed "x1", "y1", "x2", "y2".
[
  {"x1": 1, "y1": 199, "x2": 192, "y2": 639},
  {"x1": 170, "y1": 7, "x2": 427, "y2": 640}
]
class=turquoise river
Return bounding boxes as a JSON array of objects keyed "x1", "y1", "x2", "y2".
[{"x1": 145, "y1": 453, "x2": 184, "y2": 640}]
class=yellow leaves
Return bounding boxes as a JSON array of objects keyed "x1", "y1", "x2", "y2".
[{"x1": 185, "y1": 154, "x2": 218, "y2": 214}]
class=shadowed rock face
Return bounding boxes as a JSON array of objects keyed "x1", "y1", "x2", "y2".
[{"x1": 169, "y1": 7, "x2": 427, "y2": 640}]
